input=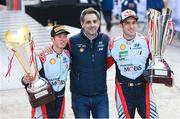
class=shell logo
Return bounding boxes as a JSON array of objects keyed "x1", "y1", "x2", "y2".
[
  {"x1": 120, "y1": 44, "x2": 126, "y2": 50},
  {"x1": 50, "y1": 58, "x2": 56, "y2": 64},
  {"x1": 80, "y1": 48, "x2": 84, "y2": 53}
]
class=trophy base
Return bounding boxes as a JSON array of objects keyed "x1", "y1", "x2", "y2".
[
  {"x1": 143, "y1": 69, "x2": 173, "y2": 86},
  {"x1": 27, "y1": 82, "x2": 56, "y2": 107}
]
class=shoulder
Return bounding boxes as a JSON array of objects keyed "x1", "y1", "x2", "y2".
[
  {"x1": 114, "y1": 35, "x2": 123, "y2": 42},
  {"x1": 135, "y1": 33, "x2": 147, "y2": 43},
  {"x1": 38, "y1": 46, "x2": 53, "y2": 63},
  {"x1": 109, "y1": 35, "x2": 123, "y2": 50},
  {"x1": 63, "y1": 49, "x2": 70, "y2": 58},
  {"x1": 69, "y1": 33, "x2": 81, "y2": 40},
  {"x1": 136, "y1": 32, "x2": 146, "y2": 40},
  {"x1": 99, "y1": 33, "x2": 110, "y2": 41}
]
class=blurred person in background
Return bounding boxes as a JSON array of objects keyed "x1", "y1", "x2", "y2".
[
  {"x1": 0, "y1": 0, "x2": 6, "y2": 10},
  {"x1": 121, "y1": 0, "x2": 139, "y2": 14},
  {"x1": 101, "y1": 0, "x2": 114, "y2": 32},
  {"x1": 146, "y1": 0, "x2": 164, "y2": 12},
  {"x1": 168, "y1": 0, "x2": 180, "y2": 40},
  {"x1": 113, "y1": 0, "x2": 122, "y2": 20}
]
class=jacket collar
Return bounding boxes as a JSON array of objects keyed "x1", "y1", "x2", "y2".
[{"x1": 80, "y1": 28, "x2": 99, "y2": 41}]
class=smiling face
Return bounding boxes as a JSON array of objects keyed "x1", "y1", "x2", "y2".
[
  {"x1": 81, "y1": 13, "x2": 100, "y2": 38},
  {"x1": 121, "y1": 17, "x2": 138, "y2": 40},
  {"x1": 51, "y1": 32, "x2": 68, "y2": 50}
]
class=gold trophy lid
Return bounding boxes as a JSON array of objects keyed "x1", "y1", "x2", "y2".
[{"x1": 4, "y1": 25, "x2": 31, "y2": 49}]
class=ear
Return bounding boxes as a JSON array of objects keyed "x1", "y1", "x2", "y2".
[
  {"x1": 98, "y1": 20, "x2": 100, "y2": 26},
  {"x1": 81, "y1": 21, "x2": 84, "y2": 28},
  {"x1": 119, "y1": 23, "x2": 123, "y2": 28},
  {"x1": 51, "y1": 37, "x2": 54, "y2": 41}
]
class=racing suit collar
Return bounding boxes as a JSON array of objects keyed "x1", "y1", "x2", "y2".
[{"x1": 51, "y1": 45, "x2": 63, "y2": 55}]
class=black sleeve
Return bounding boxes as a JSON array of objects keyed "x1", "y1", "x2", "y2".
[{"x1": 21, "y1": 76, "x2": 29, "y2": 89}]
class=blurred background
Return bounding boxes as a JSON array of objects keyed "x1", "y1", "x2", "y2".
[{"x1": 0, "y1": 0, "x2": 180, "y2": 118}]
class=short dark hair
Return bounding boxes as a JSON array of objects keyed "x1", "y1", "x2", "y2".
[{"x1": 80, "y1": 7, "x2": 100, "y2": 22}]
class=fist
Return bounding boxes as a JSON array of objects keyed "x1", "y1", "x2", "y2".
[{"x1": 23, "y1": 74, "x2": 35, "y2": 84}]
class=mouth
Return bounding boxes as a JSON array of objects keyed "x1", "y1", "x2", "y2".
[{"x1": 128, "y1": 29, "x2": 135, "y2": 33}]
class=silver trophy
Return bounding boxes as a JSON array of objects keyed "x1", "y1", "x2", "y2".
[
  {"x1": 5, "y1": 26, "x2": 56, "y2": 107},
  {"x1": 143, "y1": 8, "x2": 174, "y2": 86}
]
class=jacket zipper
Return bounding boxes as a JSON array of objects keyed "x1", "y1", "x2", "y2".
[
  {"x1": 90, "y1": 40, "x2": 95, "y2": 62},
  {"x1": 77, "y1": 73, "x2": 80, "y2": 80}
]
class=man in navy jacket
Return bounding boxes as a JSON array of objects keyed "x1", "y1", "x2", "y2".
[{"x1": 66, "y1": 7, "x2": 114, "y2": 118}]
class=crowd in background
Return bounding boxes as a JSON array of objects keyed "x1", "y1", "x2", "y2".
[
  {"x1": 100, "y1": 0, "x2": 180, "y2": 39},
  {"x1": 1, "y1": 0, "x2": 180, "y2": 39}
]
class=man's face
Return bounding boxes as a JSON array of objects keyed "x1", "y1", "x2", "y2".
[
  {"x1": 121, "y1": 17, "x2": 137, "y2": 39},
  {"x1": 81, "y1": 13, "x2": 100, "y2": 37},
  {"x1": 52, "y1": 33, "x2": 68, "y2": 49}
]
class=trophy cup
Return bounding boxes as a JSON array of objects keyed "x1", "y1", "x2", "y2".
[
  {"x1": 4, "y1": 26, "x2": 56, "y2": 107},
  {"x1": 143, "y1": 8, "x2": 174, "y2": 86}
]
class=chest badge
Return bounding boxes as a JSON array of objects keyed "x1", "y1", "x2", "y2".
[
  {"x1": 49, "y1": 58, "x2": 56, "y2": 64},
  {"x1": 80, "y1": 47, "x2": 84, "y2": 53},
  {"x1": 120, "y1": 44, "x2": 126, "y2": 50}
]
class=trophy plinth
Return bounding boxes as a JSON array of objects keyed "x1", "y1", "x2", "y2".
[
  {"x1": 143, "y1": 57, "x2": 173, "y2": 86},
  {"x1": 4, "y1": 26, "x2": 56, "y2": 107},
  {"x1": 27, "y1": 77, "x2": 56, "y2": 107}
]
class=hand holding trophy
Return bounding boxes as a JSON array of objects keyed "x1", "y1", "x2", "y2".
[
  {"x1": 4, "y1": 25, "x2": 56, "y2": 107},
  {"x1": 143, "y1": 8, "x2": 174, "y2": 86}
]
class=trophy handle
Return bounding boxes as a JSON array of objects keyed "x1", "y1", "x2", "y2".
[
  {"x1": 29, "y1": 40, "x2": 38, "y2": 80},
  {"x1": 168, "y1": 21, "x2": 174, "y2": 45}
]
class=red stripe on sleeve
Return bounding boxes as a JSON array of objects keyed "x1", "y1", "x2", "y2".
[
  {"x1": 145, "y1": 36, "x2": 152, "y2": 60},
  {"x1": 106, "y1": 56, "x2": 114, "y2": 69}
]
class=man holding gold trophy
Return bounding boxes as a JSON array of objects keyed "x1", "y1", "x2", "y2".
[
  {"x1": 110, "y1": 8, "x2": 174, "y2": 118},
  {"x1": 5, "y1": 25, "x2": 70, "y2": 118}
]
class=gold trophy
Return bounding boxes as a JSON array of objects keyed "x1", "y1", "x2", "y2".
[
  {"x1": 143, "y1": 8, "x2": 174, "y2": 86},
  {"x1": 4, "y1": 26, "x2": 56, "y2": 107}
]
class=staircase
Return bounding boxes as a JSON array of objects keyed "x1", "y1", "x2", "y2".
[{"x1": 0, "y1": 10, "x2": 51, "y2": 52}]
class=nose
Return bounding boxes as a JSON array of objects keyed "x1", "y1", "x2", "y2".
[{"x1": 90, "y1": 21, "x2": 95, "y2": 27}]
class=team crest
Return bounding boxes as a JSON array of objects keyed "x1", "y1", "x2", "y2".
[
  {"x1": 120, "y1": 44, "x2": 126, "y2": 50},
  {"x1": 49, "y1": 58, "x2": 56, "y2": 64},
  {"x1": 80, "y1": 47, "x2": 84, "y2": 53}
]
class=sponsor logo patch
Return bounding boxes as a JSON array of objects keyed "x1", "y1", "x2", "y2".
[
  {"x1": 124, "y1": 65, "x2": 142, "y2": 72},
  {"x1": 50, "y1": 58, "x2": 56, "y2": 64},
  {"x1": 120, "y1": 44, "x2": 126, "y2": 50},
  {"x1": 63, "y1": 57, "x2": 68, "y2": 63},
  {"x1": 80, "y1": 47, "x2": 84, "y2": 53}
]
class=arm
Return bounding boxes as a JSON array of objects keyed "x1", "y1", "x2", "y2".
[
  {"x1": 106, "y1": 37, "x2": 115, "y2": 70},
  {"x1": 21, "y1": 55, "x2": 43, "y2": 87}
]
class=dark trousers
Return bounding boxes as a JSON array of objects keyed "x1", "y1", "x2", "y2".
[
  {"x1": 121, "y1": 84, "x2": 146, "y2": 118},
  {"x1": 71, "y1": 93, "x2": 109, "y2": 118},
  {"x1": 46, "y1": 96, "x2": 64, "y2": 118},
  {"x1": 102, "y1": 10, "x2": 112, "y2": 32}
]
